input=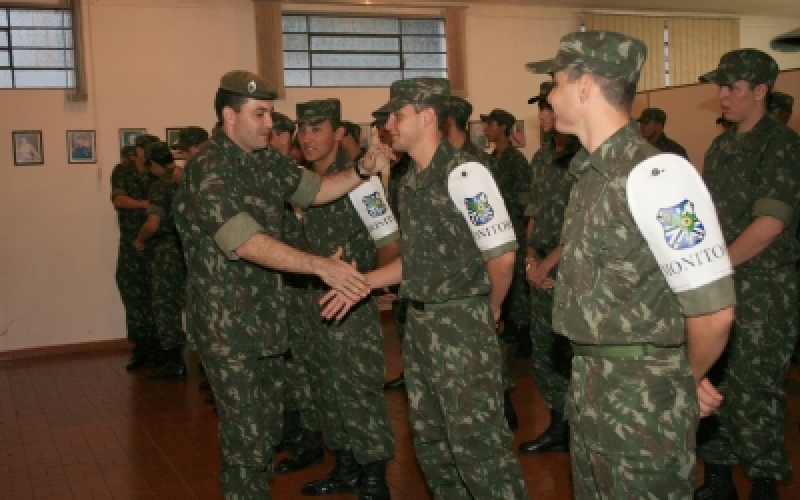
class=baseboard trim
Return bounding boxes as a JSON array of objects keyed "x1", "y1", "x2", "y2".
[{"x1": 0, "y1": 338, "x2": 131, "y2": 361}]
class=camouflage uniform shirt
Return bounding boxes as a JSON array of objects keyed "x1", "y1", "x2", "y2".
[
  {"x1": 111, "y1": 161, "x2": 155, "y2": 233},
  {"x1": 490, "y1": 145, "x2": 530, "y2": 240}
]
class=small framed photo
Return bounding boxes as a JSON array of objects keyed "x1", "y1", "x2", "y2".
[
  {"x1": 66, "y1": 130, "x2": 96, "y2": 163},
  {"x1": 358, "y1": 123, "x2": 371, "y2": 148},
  {"x1": 469, "y1": 121, "x2": 487, "y2": 150},
  {"x1": 119, "y1": 128, "x2": 147, "y2": 149},
  {"x1": 510, "y1": 120, "x2": 526, "y2": 148},
  {"x1": 166, "y1": 127, "x2": 184, "y2": 149},
  {"x1": 13, "y1": 130, "x2": 44, "y2": 166}
]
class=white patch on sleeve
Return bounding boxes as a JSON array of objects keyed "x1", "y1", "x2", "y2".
[
  {"x1": 448, "y1": 161, "x2": 517, "y2": 252},
  {"x1": 348, "y1": 176, "x2": 399, "y2": 242},
  {"x1": 627, "y1": 153, "x2": 732, "y2": 293}
]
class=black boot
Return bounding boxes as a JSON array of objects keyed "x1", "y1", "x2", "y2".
[
  {"x1": 504, "y1": 390, "x2": 519, "y2": 432},
  {"x1": 383, "y1": 372, "x2": 405, "y2": 390},
  {"x1": 275, "y1": 410, "x2": 303, "y2": 452},
  {"x1": 148, "y1": 347, "x2": 187, "y2": 380},
  {"x1": 694, "y1": 464, "x2": 738, "y2": 500},
  {"x1": 518, "y1": 410, "x2": 569, "y2": 454},
  {"x1": 276, "y1": 430, "x2": 324, "y2": 473},
  {"x1": 301, "y1": 449, "x2": 361, "y2": 495},
  {"x1": 125, "y1": 341, "x2": 149, "y2": 371},
  {"x1": 358, "y1": 460, "x2": 390, "y2": 500},
  {"x1": 750, "y1": 478, "x2": 778, "y2": 500}
]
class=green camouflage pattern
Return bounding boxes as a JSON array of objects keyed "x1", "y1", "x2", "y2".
[
  {"x1": 219, "y1": 70, "x2": 278, "y2": 100},
  {"x1": 296, "y1": 98, "x2": 341, "y2": 125},
  {"x1": 385, "y1": 77, "x2": 450, "y2": 112},
  {"x1": 303, "y1": 148, "x2": 395, "y2": 463},
  {"x1": 270, "y1": 112, "x2": 294, "y2": 134},
  {"x1": 770, "y1": 91, "x2": 794, "y2": 113},
  {"x1": 120, "y1": 145, "x2": 136, "y2": 161},
  {"x1": 388, "y1": 154, "x2": 412, "y2": 343},
  {"x1": 397, "y1": 139, "x2": 527, "y2": 498},
  {"x1": 636, "y1": 107, "x2": 667, "y2": 124},
  {"x1": 172, "y1": 128, "x2": 312, "y2": 499},
  {"x1": 480, "y1": 109, "x2": 516, "y2": 129},
  {"x1": 698, "y1": 112, "x2": 800, "y2": 480},
  {"x1": 699, "y1": 48, "x2": 780, "y2": 87},
  {"x1": 568, "y1": 350, "x2": 698, "y2": 499},
  {"x1": 147, "y1": 172, "x2": 186, "y2": 350},
  {"x1": 525, "y1": 30, "x2": 647, "y2": 84},
  {"x1": 174, "y1": 126, "x2": 210, "y2": 151},
  {"x1": 448, "y1": 95, "x2": 473, "y2": 122},
  {"x1": 134, "y1": 134, "x2": 160, "y2": 149},
  {"x1": 653, "y1": 133, "x2": 689, "y2": 160}
]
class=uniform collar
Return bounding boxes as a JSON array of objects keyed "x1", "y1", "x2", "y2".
[
  {"x1": 403, "y1": 139, "x2": 455, "y2": 190},
  {"x1": 569, "y1": 121, "x2": 640, "y2": 180}
]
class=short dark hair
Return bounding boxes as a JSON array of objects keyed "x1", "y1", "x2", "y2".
[
  {"x1": 566, "y1": 68, "x2": 636, "y2": 111},
  {"x1": 412, "y1": 102, "x2": 449, "y2": 131},
  {"x1": 214, "y1": 89, "x2": 249, "y2": 124}
]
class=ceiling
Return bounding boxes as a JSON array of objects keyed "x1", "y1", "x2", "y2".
[{"x1": 280, "y1": 0, "x2": 800, "y2": 18}]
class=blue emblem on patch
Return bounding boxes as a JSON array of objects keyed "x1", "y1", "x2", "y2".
[
  {"x1": 465, "y1": 192, "x2": 495, "y2": 226},
  {"x1": 656, "y1": 199, "x2": 706, "y2": 250},
  {"x1": 362, "y1": 192, "x2": 387, "y2": 218}
]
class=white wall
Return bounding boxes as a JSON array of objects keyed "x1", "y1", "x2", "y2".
[{"x1": 0, "y1": 0, "x2": 798, "y2": 352}]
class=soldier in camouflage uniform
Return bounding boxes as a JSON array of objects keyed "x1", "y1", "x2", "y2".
[
  {"x1": 695, "y1": 49, "x2": 800, "y2": 500},
  {"x1": 518, "y1": 80, "x2": 579, "y2": 456},
  {"x1": 636, "y1": 108, "x2": 689, "y2": 159},
  {"x1": 111, "y1": 133, "x2": 160, "y2": 371},
  {"x1": 769, "y1": 91, "x2": 793, "y2": 125},
  {"x1": 527, "y1": 31, "x2": 736, "y2": 499},
  {"x1": 325, "y1": 77, "x2": 530, "y2": 499},
  {"x1": 480, "y1": 108, "x2": 531, "y2": 356},
  {"x1": 133, "y1": 141, "x2": 188, "y2": 380},
  {"x1": 341, "y1": 120, "x2": 367, "y2": 162},
  {"x1": 445, "y1": 95, "x2": 519, "y2": 431},
  {"x1": 172, "y1": 70, "x2": 386, "y2": 500},
  {"x1": 295, "y1": 98, "x2": 396, "y2": 500}
]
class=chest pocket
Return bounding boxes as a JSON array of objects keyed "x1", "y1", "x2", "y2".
[{"x1": 582, "y1": 184, "x2": 640, "y2": 283}]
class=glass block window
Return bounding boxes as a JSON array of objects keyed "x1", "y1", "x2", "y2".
[
  {"x1": 0, "y1": 7, "x2": 74, "y2": 89},
  {"x1": 283, "y1": 14, "x2": 446, "y2": 87}
]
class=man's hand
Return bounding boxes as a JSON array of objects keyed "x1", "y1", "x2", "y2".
[
  {"x1": 319, "y1": 289, "x2": 360, "y2": 322},
  {"x1": 360, "y1": 143, "x2": 394, "y2": 177},
  {"x1": 697, "y1": 377, "x2": 724, "y2": 418},
  {"x1": 314, "y1": 248, "x2": 369, "y2": 302}
]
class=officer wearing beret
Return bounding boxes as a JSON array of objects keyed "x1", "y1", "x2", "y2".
[
  {"x1": 527, "y1": 31, "x2": 734, "y2": 498},
  {"x1": 111, "y1": 133, "x2": 160, "y2": 371},
  {"x1": 171, "y1": 70, "x2": 389, "y2": 499},
  {"x1": 324, "y1": 77, "x2": 530, "y2": 499},
  {"x1": 133, "y1": 141, "x2": 187, "y2": 380},
  {"x1": 769, "y1": 91, "x2": 794, "y2": 125},
  {"x1": 479, "y1": 109, "x2": 531, "y2": 357},
  {"x1": 696, "y1": 49, "x2": 800, "y2": 500},
  {"x1": 636, "y1": 107, "x2": 689, "y2": 159}
]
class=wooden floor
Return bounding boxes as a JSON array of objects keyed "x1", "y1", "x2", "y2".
[{"x1": 2, "y1": 314, "x2": 800, "y2": 499}]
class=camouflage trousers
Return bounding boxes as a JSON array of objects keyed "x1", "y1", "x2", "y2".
[
  {"x1": 501, "y1": 251, "x2": 531, "y2": 334},
  {"x1": 404, "y1": 297, "x2": 529, "y2": 500},
  {"x1": 115, "y1": 235, "x2": 154, "y2": 342},
  {"x1": 529, "y1": 286, "x2": 571, "y2": 412},
  {"x1": 151, "y1": 238, "x2": 186, "y2": 350},
  {"x1": 698, "y1": 269, "x2": 798, "y2": 480},
  {"x1": 201, "y1": 350, "x2": 284, "y2": 500},
  {"x1": 568, "y1": 349, "x2": 697, "y2": 500},
  {"x1": 284, "y1": 285, "x2": 320, "y2": 432},
  {"x1": 307, "y1": 292, "x2": 395, "y2": 464}
]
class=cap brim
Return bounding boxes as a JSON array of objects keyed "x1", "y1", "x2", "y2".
[
  {"x1": 528, "y1": 96, "x2": 541, "y2": 105},
  {"x1": 479, "y1": 114, "x2": 490, "y2": 122},
  {"x1": 698, "y1": 69, "x2": 731, "y2": 85},
  {"x1": 525, "y1": 59, "x2": 559, "y2": 74}
]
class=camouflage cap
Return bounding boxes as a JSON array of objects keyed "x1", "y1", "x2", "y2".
[
  {"x1": 134, "y1": 134, "x2": 160, "y2": 149},
  {"x1": 219, "y1": 70, "x2": 278, "y2": 100},
  {"x1": 698, "y1": 48, "x2": 779, "y2": 87},
  {"x1": 120, "y1": 145, "x2": 136, "y2": 160},
  {"x1": 270, "y1": 112, "x2": 295, "y2": 134},
  {"x1": 371, "y1": 110, "x2": 389, "y2": 128},
  {"x1": 382, "y1": 77, "x2": 450, "y2": 112},
  {"x1": 448, "y1": 96, "x2": 473, "y2": 122},
  {"x1": 174, "y1": 126, "x2": 209, "y2": 151},
  {"x1": 525, "y1": 30, "x2": 647, "y2": 85},
  {"x1": 145, "y1": 141, "x2": 172, "y2": 163},
  {"x1": 296, "y1": 98, "x2": 341, "y2": 125},
  {"x1": 637, "y1": 107, "x2": 667, "y2": 124},
  {"x1": 480, "y1": 108, "x2": 516, "y2": 128},
  {"x1": 528, "y1": 81, "x2": 555, "y2": 104},
  {"x1": 341, "y1": 121, "x2": 361, "y2": 141},
  {"x1": 769, "y1": 91, "x2": 794, "y2": 112}
]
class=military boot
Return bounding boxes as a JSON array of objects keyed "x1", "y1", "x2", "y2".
[
  {"x1": 148, "y1": 346, "x2": 187, "y2": 380},
  {"x1": 358, "y1": 460, "x2": 390, "y2": 500},
  {"x1": 694, "y1": 464, "x2": 738, "y2": 500},
  {"x1": 276, "y1": 410, "x2": 303, "y2": 452},
  {"x1": 125, "y1": 342, "x2": 149, "y2": 371},
  {"x1": 301, "y1": 449, "x2": 361, "y2": 495},
  {"x1": 518, "y1": 410, "x2": 569, "y2": 454},
  {"x1": 276, "y1": 430, "x2": 324, "y2": 473},
  {"x1": 750, "y1": 478, "x2": 779, "y2": 500},
  {"x1": 504, "y1": 389, "x2": 519, "y2": 431}
]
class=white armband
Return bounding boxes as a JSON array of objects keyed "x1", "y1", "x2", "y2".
[
  {"x1": 348, "y1": 176, "x2": 399, "y2": 246},
  {"x1": 448, "y1": 161, "x2": 517, "y2": 252},
  {"x1": 627, "y1": 153, "x2": 732, "y2": 293}
]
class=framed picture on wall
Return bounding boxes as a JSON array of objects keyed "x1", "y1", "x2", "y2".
[
  {"x1": 119, "y1": 128, "x2": 147, "y2": 149},
  {"x1": 66, "y1": 130, "x2": 96, "y2": 164},
  {"x1": 468, "y1": 121, "x2": 488, "y2": 150},
  {"x1": 166, "y1": 127, "x2": 184, "y2": 149},
  {"x1": 510, "y1": 120, "x2": 526, "y2": 148},
  {"x1": 358, "y1": 123, "x2": 371, "y2": 148},
  {"x1": 12, "y1": 130, "x2": 44, "y2": 166}
]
